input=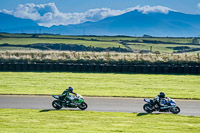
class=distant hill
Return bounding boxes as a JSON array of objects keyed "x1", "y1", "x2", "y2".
[
  {"x1": 1, "y1": 10, "x2": 200, "y2": 37},
  {"x1": 0, "y1": 12, "x2": 39, "y2": 33},
  {"x1": 44, "y1": 10, "x2": 200, "y2": 37}
]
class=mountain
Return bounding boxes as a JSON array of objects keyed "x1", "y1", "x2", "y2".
[
  {"x1": 1, "y1": 10, "x2": 200, "y2": 37},
  {"x1": 0, "y1": 12, "x2": 39, "y2": 32},
  {"x1": 44, "y1": 10, "x2": 200, "y2": 37}
]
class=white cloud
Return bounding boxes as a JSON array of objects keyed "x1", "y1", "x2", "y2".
[
  {"x1": 136, "y1": 5, "x2": 173, "y2": 14},
  {"x1": 0, "y1": 9, "x2": 12, "y2": 14},
  {"x1": 198, "y1": 3, "x2": 200, "y2": 8},
  {"x1": 0, "y1": 3, "x2": 174, "y2": 27}
]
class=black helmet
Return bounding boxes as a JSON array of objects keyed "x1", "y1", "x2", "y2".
[{"x1": 159, "y1": 92, "x2": 165, "y2": 98}]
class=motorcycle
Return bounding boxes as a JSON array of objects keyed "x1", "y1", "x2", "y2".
[
  {"x1": 143, "y1": 98, "x2": 180, "y2": 114},
  {"x1": 52, "y1": 94, "x2": 88, "y2": 110}
]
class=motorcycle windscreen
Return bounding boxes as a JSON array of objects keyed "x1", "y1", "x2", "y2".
[
  {"x1": 144, "y1": 99, "x2": 151, "y2": 102},
  {"x1": 52, "y1": 95, "x2": 59, "y2": 99}
]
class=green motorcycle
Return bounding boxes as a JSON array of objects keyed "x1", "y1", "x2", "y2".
[{"x1": 52, "y1": 94, "x2": 88, "y2": 110}]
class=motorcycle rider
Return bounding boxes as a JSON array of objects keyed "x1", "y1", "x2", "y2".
[
  {"x1": 152, "y1": 92, "x2": 167, "y2": 110},
  {"x1": 61, "y1": 87, "x2": 77, "y2": 105}
]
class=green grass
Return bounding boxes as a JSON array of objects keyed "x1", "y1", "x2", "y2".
[
  {"x1": 38, "y1": 35, "x2": 136, "y2": 41},
  {"x1": 0, "y1": 47, "x2": 38, "y2": 51},
  {"x1": 0, "y1": 72, "x2": 200, "y2": 99},
  {"x1": 140, "y1": 38, "x2": 193, "y2": 44},
  {"x1": 0, "y1": 109, "x2": 199, "y2": 133},
  {"x1": 128, "y1": 43, "x2": 176, "y2": 53},
  {"x1": 0, "y1": 33, "x2": 33, "y2": 38},
  {"x1": 0, "y1": 38, "x2": 123, "y2": 48},
  {"x1": 0, "y1": 33, "x2": 194, "y2": 43},
  {"x1": 127, "y1": 43, "x2": 200, "y2": 53},
  {"x1": 1, "y1": 33, "x2": 198, "y2": 53},
  {"x1": 38, "y1": 35, "x2": 193, "y2": 43}
]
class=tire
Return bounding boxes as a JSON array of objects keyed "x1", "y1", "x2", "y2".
[
  {"x1": 143, "y1": 104, "x2": 153, "y2": 113},
  {"x1": 170, "y1": 106, "x2": 180, "y2": 114},
  {"x1": 52, "y1": 100, "x2": 62, "y2": 110},
  {"x1": 78, "y1": 102, "x2": 88, "y2": 110}
]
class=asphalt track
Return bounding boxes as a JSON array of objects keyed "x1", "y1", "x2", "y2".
[{"x1": 0, "y1": 95, "x2": 200, "y2": 116}]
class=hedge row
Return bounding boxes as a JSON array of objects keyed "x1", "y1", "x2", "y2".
[{"x1": 0, "y1": 63, "x2": 199, "y2": 74}]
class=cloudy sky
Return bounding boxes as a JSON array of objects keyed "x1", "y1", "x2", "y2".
[{"x1": 1, "y1": 0, "x2": 200, "y2": 27}]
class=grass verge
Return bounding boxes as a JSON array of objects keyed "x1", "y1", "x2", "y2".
[
  {"x1": 0, "y1": 72, "x2": 200, "y2": 99},
  {"x1": 0, "y1": 109, "x2": 200, "y2": 133}
]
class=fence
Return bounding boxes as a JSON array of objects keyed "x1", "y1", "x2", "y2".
[{"x1": 0, "y1": 63, "x2": 199, "y2": 74}]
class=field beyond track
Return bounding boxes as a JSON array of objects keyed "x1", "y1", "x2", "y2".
[
  {"x1": 0, "y1": 72, "x2": 199, "y2": 99},
  {"x1": 0, "y1": 109, "x2": 199, "y2": 133},
  {"x1": 1, "y1": 33, "x2": 200, "y2": 53}
]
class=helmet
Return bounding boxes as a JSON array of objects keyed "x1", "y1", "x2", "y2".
[
  {"x1": 159, "y1": 92, "x2": 165, "y2": 98},
  {"x1": 68, "y1": 87, "x2": 73, "y2": 92}
]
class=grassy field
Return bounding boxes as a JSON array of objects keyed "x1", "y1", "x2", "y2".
[
  {"x1": 37, "y1": 35, "x2": 195, "y2": 44},
  {"x1": 0, "y1": 47, "x2": 37, "y2": 51},
  {"x1": 1, "y1": 33, "x2": 194, "y2": 43},
  {"x1": 0, "y1": 72, "x2": 200, "y2": 99},
  {"x1": 0, "y1": 109, "x2": 199, "y2": 133},
  {"x1": 0, "y1": 38, "x2": 123, "y2": 48},
  {"x1": 127, "y1": 43, "x2": 200, "y2": 53},
  {"x1": 1, "y1": 33, "x2": 200, "y2": 53},
  {"x1": 0, "y1": 33, "x2": 33, "y2": 38}
]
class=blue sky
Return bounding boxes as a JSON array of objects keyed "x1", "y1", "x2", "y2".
[{"x1": 1, "y1": 0, "x2": 200, "y2": 14}]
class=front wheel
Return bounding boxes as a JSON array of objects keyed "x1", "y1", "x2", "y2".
[
  {"x1": 143, "y1": 104, "x2": 153, "y2": 113},
  {"x1": 52, "y1": 100, "x2": 62, "y2": 110},
  {"x1": 170, "y1": 106, "x2": 180, "y2": 114},
  {"x1": 78, "y1": 102, "x2": 88, "y2": 110}
]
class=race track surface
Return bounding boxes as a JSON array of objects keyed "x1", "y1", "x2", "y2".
[{"x1": 0, "y1": 95, "x2": 200, "y2": 116}]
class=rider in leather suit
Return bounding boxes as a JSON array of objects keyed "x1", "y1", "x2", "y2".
[
  {"x1": 61, "y1": 87, "x2": 77, "y2": 105},
  {"x1": 152, "y1": 92, "x2": 166, "y2": 110}
]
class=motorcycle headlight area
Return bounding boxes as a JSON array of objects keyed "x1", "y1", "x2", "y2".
[
  {"x1": 170, "y1": 99, "x2": 176, "y2": 103},
  {"x1": 170, "y1": 102, "x2": 176, "y2": 106}
]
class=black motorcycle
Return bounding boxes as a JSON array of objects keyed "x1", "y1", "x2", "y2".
[{"x1": 143, "y1": 98, "x2": 180, "y2": 114}]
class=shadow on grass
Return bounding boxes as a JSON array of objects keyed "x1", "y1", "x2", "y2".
[
  {"x1": 40, "y1": 109, "x2": 57, "y2": 112},
  {"x1": 136, "y1": 113, "x2": 149, "y2": 116},
  {"x1": 39, "y1": 109, "x2": 82, "y2": 112},
  {"x1": 136, "y1": 112, "x2": 162, "y2": 116}
]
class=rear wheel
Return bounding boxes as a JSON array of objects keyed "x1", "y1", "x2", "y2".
[
  {"x1": 143, "y1": 104, "x2": 153, "y2": 113},
  {"x1": 170, "y1": 106, "x2": 180, "y2": 114},
  {"x1": 78, "y1": 102, "x2": 88, "y2": 110},
  {"x1": 52, "y1": 100, "x2": 62, "y2": 110}
]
